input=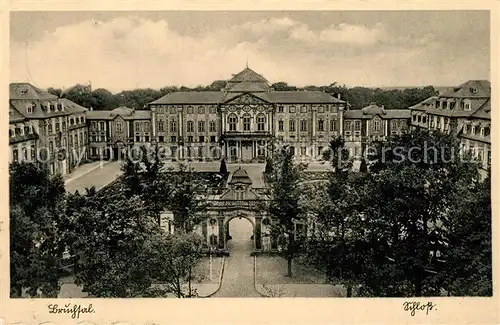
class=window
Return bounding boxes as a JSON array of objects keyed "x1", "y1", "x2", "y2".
[
  {"x1": 345, "y1": 121, "x2": 352, "y2": 130},
  {"x1": 187, "y1": 106, "x2": 194, "y2": 114},
  {"x1": 484, "y1": 126, "x2": 490, "y2": 137},
  {"x1": 278, "y1": 106, "x2": 284, "y2": 113},
  {"x1": 417, "y1": 116, "x2": 422, "y2": 123},
  {"x1": 422, "y1": 116, "x2": 427, "y2": 124},
  {"x1": 464, "y1": 101, "x2": 471, "y2": 111},
  {"x1": 198, "y1": 106, "x2": 205, "y2": 114},
  {"x1": 158, "y1": 120, "x2": 164, "y2": 132},
  {"x1": 210, "y1": 135, "x2": 216, "y2": 143},
  {"x1": 330, "y1": 120, "x2": 336, "y2": 131},
  {"x1": 159, "y1": 136, "x2": 164, "y2": 142},
  {"x1": 12, "y1": 149, "x2": 18, "y2": 162},
  {"x1": 300, "y1": 146, "x2": 306, "y2": 156},
  {"x1": 187, "y1": 121, "x2": 194, "y2": 132},
  {"x1": 27, "y1": 103, "x2": 34, "y2": 114},
  {"x1": 373, "y1": 120, "x2": 381, "y2": 131},
  {"x1": 413, "y1": 114, "x2": 417, "y2": 122},
  {"x1": 318, "y1": 146, "x2": 323, "y2": 156},
  {"x1": 289, "y1": 120, "x2": 296, "y2": 132},
  {"x1": 289, "y1": 106, "x2": 296, "y2": 113},
  {"x1": 199, "y1": 136, "x2": 205, "y2": 143},
  {"x1": 300, "y1": 120, "x2": 307, "y2": 132},
  {"x1": 116, "y1": 122, "x2": 123, "y2": 132},
  {"x1": 229, "y1": 115, "x2": 237, "y2": 131},
  {"x1": 48, "y1": 141, "x2": 53, "y2": 154},
  {"x1": 55, "y1": 121, "x2": 60, "y2": 132},
  {"x1": 278, "y1": 120, "x2": 284, "y2": 132},
  {"x1": 209, "y1": 121, "x2": 216, "y2": 132},
  {"x1": 318, "y1": 120, "x2": 324, "y2": 132},
  {"x1": 210, "y1": 106, "x2": 217, "y2": 114},
  {"x1": 354, "y1": 121, "x2": 361, "y2": 132},
  {"x1": 243, "y1": 115, "x2": 251, "y2": 131},
  {"x1": 171, "y1": 136, "x2": 177, "y2": 143},
  {"x1": 257, "y1": 115, "x2": 266, "y2": 131},
  {"x1": 318, "y1": 106, "x2": 325, "y2": 113},
  {"x1": 300, "y1": 105, "x2": 307, "y2": 113},
  {"x1": 198, "y1": 121, "x2": 205, "y2": 132},
  {"x1": 48, "y1": 124, "x2": 53, "y2": 134},
  {"x1": 144, "y1": 122, "x2": 150, "y2": 132},
  {"x1": 136, "y1": 136, "x2": 140, "y2": 142},
  {"x1": 24, "y1": 126, "x2": 30, "y2": 135},
  {"x1": 488, "y1": 150, "x2": 491, "y2": 165},
  {"x1": 145, "y1": 136, "x2": 150, "y2": 142},
  {"x1": 188, "y1": 136, "x2": 193, "y2": 143},
  {"x1": 31, "y1": 145, "x2": 35, "y2": 161},
  {"x1": 170, "y1": 120, "x2": 177, "y2": 132},
  {"x1": 475, "y1": 125, "x2": 481, "y2": 135},
  {"x1": 99, "y1": 121, "x2": 105, "y2": 131}
]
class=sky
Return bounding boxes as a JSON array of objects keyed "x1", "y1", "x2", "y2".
[{"x1": 10, "y1": 11, "x2": 490, "y2": 93}]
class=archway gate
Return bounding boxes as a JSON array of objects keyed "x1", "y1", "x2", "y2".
[{"x1": 201, "y1": 200, "x2": 278, "y2": 256}]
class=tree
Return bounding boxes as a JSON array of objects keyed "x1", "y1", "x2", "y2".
[
  {"x1": 121, "y1": 145, "x2": 171, "y2": 226},
  {"x1": 441, "y1": 170, "x2": 492, "y2": 296},
  {"x1": 168, "y1": 163, "x2": 209, "y2": 233},
  {"x1": 92, "y1": 88, "x2": 119, "y2": 110},
  {"x1": 271, "y1": 82, "x2": 297, "y2": 91},
  {"x1": 10, "y1": 162, "x2": 66, "y2": 297},
  {"x1": 66, "y1": 189, "x2": 158, "y2": 297},
  {"x1": 46, "y1": 87, "x2": 62, "y2": 97},
  {"x1": 267, "y1": 145, "x2": 307, "y2": 277},
  {"x1": 322, "y1": 136, "x2": 352, "y2": 175},
  {"x1": 146, "y1": 232, "x2": 204, "y2": 298},
  {"x1": 209, "y1": 80, "x2": 227, "y2": 91},
  {"x1": 61, "y1": 84, "x2": 96, "y2": 109},
  {"x1": 219, "y1": 157, "x2": 228, "y2": 176},
  {"x1": 361, "y1": 128, "x2": 480, "y2": 296}
]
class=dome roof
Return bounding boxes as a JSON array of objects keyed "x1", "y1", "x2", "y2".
[
  {"x1": 228, "y1": 167, "x2": 252, "y2": 185},
  {"x1": 361, "y1": 103, "x2": 386, "y2": 116},
  {"x1": 110, "y1": 106, "x2": 134, "y2": 116}
]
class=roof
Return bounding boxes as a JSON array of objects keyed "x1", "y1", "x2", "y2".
[
  {"x1": 470, "y1": 98, "x2": 491, "y2": 120},
  {"x1": 228, "y1": 167, "x2": 253, "y2": 185},
  {"x1": 425, "y1": 98, "x2": 489, "y2": 118},
  {"x1": 226, "y1": 81, "x2": 270, "y2": 92},
  {"x1": 440, "y1": 80, "x2": 490, "y2": 98},
  {"x1": 228, "y1": 67, "x2": 268, "y2": 83},
  {"x1": 59, "y1": 98, "x2": 88, "y2": 113},
  {"x1": 10, "y1": 83, "x2": 58, "y2": 100},
  {"x1": 409, "y1": 96, "x2": 438, "y2": 111},
  {"x1": 267, "y1": 91, "x2": 345, "y2": 104},
  {"x1": 344, "y1": 103, "x2": 410, "y2": 119},
  {"x1": 9, "y1": 103, "x2": 26, "y2": 123},
  {"x1": 150, "y1": 91, "x2": 224, "y2": 104},
  {"x1": 86, "y1": 107, "x2": 151, "y2": 120}
]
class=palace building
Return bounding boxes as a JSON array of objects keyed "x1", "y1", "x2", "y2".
[
  {"x1": 147, "y1": 66, "x2": 346, "y2": 162},
  {"x1": 410, "y1": 79, "x2": 491, "y2": 177}
]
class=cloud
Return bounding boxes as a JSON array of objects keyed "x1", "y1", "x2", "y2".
[{"x1": 10, "y1": 15, "x2": 489, "y2": 92}]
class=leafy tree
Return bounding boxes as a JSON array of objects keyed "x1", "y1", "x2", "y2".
[
  {"x1": 271, "y1": 82, "x2": 297, "y2": 91},
  {"x1": 121, "y1": 145, "x2": 171, "y2": 226},
  {"x1": 441, "y1": 170, "x2": 492, "y2": 296},
  {"x1": 209, "y1": 80, "x2": 227, "y2": 91},
  {"x1": 146, "y1": 232, "x2": 204, "y2": 298},
  {"x1": 66, "y1": 189, "x2": 157, "y2": 297},
  {"x1": 10, "y1": 162, "x2": 66, "y2": 297},
  {"x1": 168, "y1": 163, "x2": 209, "y2": 233},
  {"x1": 92, "y1": 88, "x2": 119, "y2": 110},
  {"x1": 361, "y1": 129, "x2": 480, "y2": 296},
  {"x1": 46, "y1": 87, "x2": 62, "y2": 97},
  {"x1": 322, "y1": 136, "x2": 352, "y2": 175},
  {"x1": 61, "y1": 84, "x2": 96, "y2": 109},
  {"x1": 267, "y1": 145, "x2": 307, "y2": 277}
]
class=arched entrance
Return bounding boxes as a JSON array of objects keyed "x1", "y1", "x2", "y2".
[{"x1": 224, "y1": 215, "x2": 254, "y2": 255}]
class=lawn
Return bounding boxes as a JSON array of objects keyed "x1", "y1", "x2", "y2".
[{"x1": 256, "y1": 255, "x2": 326, "y2": 284}]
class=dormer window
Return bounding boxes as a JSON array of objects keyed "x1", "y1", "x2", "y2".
[
  {"x1": 475, "y1": 125, "x2": 481, "y2": 135},
  {"x1": 484, "y1": 126, "x2": 490, "y2": 137},
  {"x1": 470, "y1": 88, "x2": 478, "y2": 93},
  {"x1": 464, "y1": 101, "x2": 471, "y2": 111},
  {"x1": 57, "y1": 103, "x2": 63, "y2": 111},
  {"x1": 20, "y1": 88, "x2": 28, "y2": 95}
]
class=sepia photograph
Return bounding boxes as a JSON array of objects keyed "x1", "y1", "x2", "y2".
[{"x1": 7, "y1": 9, "x2": 493, "y2": 302}]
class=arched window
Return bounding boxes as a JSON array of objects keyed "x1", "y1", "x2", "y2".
[
  {"x1": 257, "y1": 114, "x2": 266, "y2": 131},
  {"x1": 187, "y1": 120, "x2": 194, "y2": 132},
  {"x1": 243, "y1": 114, "x2": 251, "y2": 131},
  {"x1": 228, "y1": 114, "x2": 237, "y2": 131}
]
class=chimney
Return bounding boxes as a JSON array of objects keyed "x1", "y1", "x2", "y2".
[{"x1": 337, "y1": 93, "x2": 341, "y2": 100}]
